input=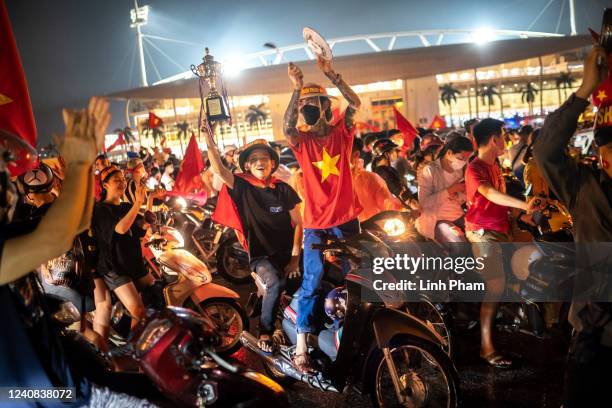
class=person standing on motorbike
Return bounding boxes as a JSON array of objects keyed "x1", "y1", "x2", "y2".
[
  {"x1": 465, "y1": 118, "x2": 542, "y2": 368},
  {"x1": 416, "y1": 136, "x2": 473, "y2": 246},
  {"x1": 91, "y1": 165, "x2": 152, "y2": 340},
  {"x1": 350, "y1": 138, "x2": 404, "y2": 222},
  {"x1": 283, "y1": 57, "x2": 362, "y2": 372},
  {"x1": 533, "y1": 45, "x2": 612, "y2": 407},
  {"x1": 204, "y1": 129, "x2": 303, "y2": 354}
]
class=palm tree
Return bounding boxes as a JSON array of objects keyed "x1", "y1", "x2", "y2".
[
  {"x1": 245, "y1": 103, "x2": 268, "y2": 135},
  {"x1": 521, "y1": 83, "x2": 539, "y2": 116},
  {"x1": 141, "y1": 124, "x2": 164, "y2": 147},
  {"x1": 479, "y1": 85, "x2": 501, "y2": 115},
  {"x1": 176, "y1": 121, "x2": 190, "y2": 155},
  {"x1": 112, "y1": 127, "x2": 135, "y2": 144},
  {"x1": 555, "y1": 72, "x2": 575, "y2": 104},
  {"x1": 439, "y1": 83, "x2": 461, "y2": 126}
]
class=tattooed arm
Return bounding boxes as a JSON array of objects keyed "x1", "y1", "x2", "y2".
[
  {"x1": 284, "y1": 62, "x2": 304, "y2": 146},
  {"x1": 318, "y1": 57, "x2": 361, "y2": 128}
]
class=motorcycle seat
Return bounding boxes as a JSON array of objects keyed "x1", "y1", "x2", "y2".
[{"x1": 317, "y1": 326, "x2": 343, "y2": 361}]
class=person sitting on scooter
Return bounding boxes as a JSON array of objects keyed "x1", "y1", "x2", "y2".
[
  {"x1": 91, "y1": 165, "x2": 156, "y2": 341},
  {"x1": 124, "y1": 157, "x2": 166, "y2": 211},
  {"x1": 370, "y1": 138, "x2": 419, "y2": 210},
  {"x1": 350, "y1": 138, "x2": 404, "y2": 222},
  {"x1": 465, "y1": 118, "x2": 543, "y2": 369},
  {"x1": 416, "y1": 136, "x2": 472, "y2": 246},
  {"x1": 204, "y1": 130, "x2": 303, "y2": 353}
]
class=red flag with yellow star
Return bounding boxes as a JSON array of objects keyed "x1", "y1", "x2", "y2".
[
  {"x1": 292, "y1": 113, "x2": 362, "y2": 229},
  {"x1": 428, "y1": 114, "x2": 447, "y2": 130},
  {"x1": 148, "y1": 112, "x2": 163, "y2": 128},
  {"x1": 0, "y1": 0, "x2": 37, "y2": 154}
]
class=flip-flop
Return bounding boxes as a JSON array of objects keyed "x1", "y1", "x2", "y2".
[
  {"x1": 481, "y1": 352, "x2": 513, "y2": 369},
  {"x1": 257, "y1": 336, "x2": 274, "y2": 355}
]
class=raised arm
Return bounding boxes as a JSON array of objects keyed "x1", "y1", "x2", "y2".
[
  {"x1": 317, "y1": 57, "x2": 361, "y2": 128},
  {"x1": 1, "y1": 100, "x2": 107, "y2": 284},
  {"x1": 202, "y1": 124, "x2": 235, "y2": 189},
  {"x1": 283, "y1": 63, "x2": 304, "y2": 146},
  {"x1": 533, "y1": 46, "x2": 606, "y2": 209}
]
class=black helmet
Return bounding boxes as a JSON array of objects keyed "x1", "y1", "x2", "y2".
[{"x1": 372, "y1": 138, "x2": 399, "y2": 157}]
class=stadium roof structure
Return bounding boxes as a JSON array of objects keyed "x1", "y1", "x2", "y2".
[{"x1": 108, "y1": 33, "x2": 591, "y2": 100}]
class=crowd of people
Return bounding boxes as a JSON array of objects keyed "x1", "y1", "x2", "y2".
[{"x1": 1, "y1": 44, "x2": 611, "y2": 407}]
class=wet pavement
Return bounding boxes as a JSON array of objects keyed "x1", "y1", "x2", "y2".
[{"x1": 214, "y1": 273, "x2": 567, "y2": 408}]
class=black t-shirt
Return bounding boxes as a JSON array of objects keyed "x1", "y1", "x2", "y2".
[
  {"x1": 227, "y1": 177, "x2": 301, "y2": 265},
  {"x1": 92, "y1": 202, "x2": 147, "y2": 281}
]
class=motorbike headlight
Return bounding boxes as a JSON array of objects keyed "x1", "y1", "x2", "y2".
[
  {"x1": 136, "y1": 318, "x2": 173, "y2": 354},
  {"x1": 383, "y1": 218, "x2": 406, "y2": 237},
  {"x1": 176, "y1": 197, "x2": 187, "y2": 209}
]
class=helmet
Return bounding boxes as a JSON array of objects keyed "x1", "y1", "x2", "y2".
[
  {"x1": 18, "y1": 163, "x2": 54, "y2": 194},
  {"x1": 238, "y1": 139, "x2": 280, "y2": 174},
  {"x1": 324, "y1": 286, "x2": 348, "y2": 323},
  {"x1": 372, "y1": 138, "x2": 399, "y2": 157}
]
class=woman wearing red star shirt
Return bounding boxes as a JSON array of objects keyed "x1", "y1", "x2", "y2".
[
  {"x1": 465, "y1": 118, "x2": 542, "y2": 369},
  {"x1": 282, "y1": 57, "x2": 362, "y2": 372}
]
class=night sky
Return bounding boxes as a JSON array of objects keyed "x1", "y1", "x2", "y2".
[{"x1": 6, "y1": 0, "x2": 609, "y2": 145}]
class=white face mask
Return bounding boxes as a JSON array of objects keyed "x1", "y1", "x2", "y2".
[{"x1": 449, "y1": 156, "x2": 467, "y2": 170}]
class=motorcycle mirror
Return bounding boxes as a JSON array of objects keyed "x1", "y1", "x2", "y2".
[{"x1": 144, "y1": 210, "x2": 157, "y2": 224}]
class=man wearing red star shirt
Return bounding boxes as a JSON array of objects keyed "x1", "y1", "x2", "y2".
[
  {"x1": 465, "y1": 118, "x2": 542, "y2": 369},
  {"x1": 283, "y1": 56, "x2": 362, "y2": 372}
]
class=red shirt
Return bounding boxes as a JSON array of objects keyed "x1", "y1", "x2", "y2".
[
  {"x1": 291, "y1": 120, "x2": 362, "y2": 229},
  {"x1": 465, "y1": 158, "x2": 509, "y2": 233}
]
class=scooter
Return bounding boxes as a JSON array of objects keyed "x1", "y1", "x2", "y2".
[
  {"x1": 170, "y1": 196, "x2": 252, "y2": 284},
  {"x1": 242, "y1": 232, "x2": 460, "y2": 408},
  {"x1": 52, "y1": 301, "x2": 288, "y2": 407},
  {"x1": 113, "y1": 210, "x2": 248, "y2": 356}
]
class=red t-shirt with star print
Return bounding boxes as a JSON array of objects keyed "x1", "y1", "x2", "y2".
[{"x1": 291, "y1": 117, "x2": 362, "y2": 229}]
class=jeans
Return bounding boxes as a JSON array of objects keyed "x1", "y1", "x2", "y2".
[
  {"x1": 297, "y1": 219, "x2": 360, "y2": 333},
  {"x1": 251, "y1": 257, "x2": 285, "y2": 335}
]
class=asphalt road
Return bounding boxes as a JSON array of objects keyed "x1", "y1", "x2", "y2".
[{"x1": 214, "y1": 273, "x2": 568, "y2": 408}]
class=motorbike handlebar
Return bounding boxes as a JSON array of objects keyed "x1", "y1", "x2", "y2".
[{"x1": 145, "y1": 238, "x2": 165, "y2": 248}]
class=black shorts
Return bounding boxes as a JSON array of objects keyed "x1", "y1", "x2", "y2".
[{"x1": 95, "y1": 269, "x2": 134, "y2": 291}]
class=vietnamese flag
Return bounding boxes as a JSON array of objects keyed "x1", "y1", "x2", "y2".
[
  {"x1": 0, "y1": 0, "x2": 37, "y2": 175},
  {"x1": 173, "y1": 133, "x2": 205, "y2": 194},
  {"x1": 105, "y1": 133, "x2": 126, "y2": 152},
  {"x1": 429, "y1": 114, "x2": 447, "y2": 130},
  {"x1": 149, "y1": 112, "x2": 163, "y2": 128},
  {"x1": 292, "y1": 112, "x2": 362, "y2": 229},
  {"x1": 393, "y1": 106, "x2": 418, "y2": 154}
]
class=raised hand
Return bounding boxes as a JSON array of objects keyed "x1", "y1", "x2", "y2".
[
  {"x1": 88, "y1": 97, "x2": 111, "y2": 152},
  {"x1": 288, "y1": 62, "x2": 304, "y2": 90},
  {"x1": 316, "y1": 55, "x2": 332, "y2": 74}
]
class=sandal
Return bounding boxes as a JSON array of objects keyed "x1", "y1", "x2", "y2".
[
  {"x1": 257, "y1": 335, "x2": 274, "y2": 354},
  {"x1": 292, "y1": 352, "x2": 315, "y2": 374},
  {"x1": 481, "y1": 351, "x2": 513, "y2": 369}
]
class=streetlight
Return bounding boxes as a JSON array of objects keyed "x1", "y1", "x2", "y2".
[{"x1": 130, "y1": 1, "x2": 149, "y2": 87}]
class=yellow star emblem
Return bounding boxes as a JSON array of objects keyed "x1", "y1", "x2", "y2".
[
  {"x1": 597, "y1": 90, "x2": 608, "y2": 103},
  {"x1": 312, "y1": 147, "x2": 340, "y2": 182},
  {"x1": 0, "y1": 93, "x2": 13, "y2": 106}
]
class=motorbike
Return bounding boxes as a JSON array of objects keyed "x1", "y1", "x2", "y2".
[
  {"x1": 169, "y1": 196, "x2": 251, "y2": 284},
  {"x1": 51, "y1": 300, "x2": 288, "y2": 407},
  {"x1": 112, "y1": 210, "x2": 248, "y2": 356},
  {"x1": 242, "y1": 232, "x2": 460, "y2": 408}
]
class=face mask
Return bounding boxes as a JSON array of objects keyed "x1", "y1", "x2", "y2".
[
  {"x1": 301, "y1": 105, "x2": 321, "y2": 126},
  {"x1": 450, "y1": 156, "x2": 467, "y2": 170},
  {"x1": 301, "y1": 97, "x2": 332, "y2": 127}
]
